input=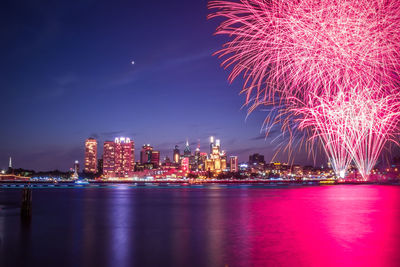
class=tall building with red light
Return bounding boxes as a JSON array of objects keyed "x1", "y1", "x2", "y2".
[
  {"x1": 84, "y1": 138, "x2": 97, "y2": 173},
  {"x1": 102, "y1": 137, "x2": 135, "y2": 178},
  {"x1": 230, "y1": 156, "x2": 238, "y2": 172}
]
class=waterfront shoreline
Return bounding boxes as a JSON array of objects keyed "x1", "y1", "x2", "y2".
[{"x1": 0, "y1": 180, "x2": 399, "y2": 186}]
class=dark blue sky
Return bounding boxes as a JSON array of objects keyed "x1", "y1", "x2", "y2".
[{"x1": 0, "y1": 0, "x2": 313, "y2": 171}]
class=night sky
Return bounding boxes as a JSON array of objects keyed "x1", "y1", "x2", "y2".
[{"x1": 1, "y1": 0, "x2": 313, "y2": 171}]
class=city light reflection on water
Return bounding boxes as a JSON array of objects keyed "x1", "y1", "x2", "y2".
[{"x1": 0, "y1": 185, "x2": 400, "y2": 266}]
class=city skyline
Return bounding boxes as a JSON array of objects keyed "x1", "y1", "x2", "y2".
[
  {"x1": 86, "y1": 135, "x2": 260, "y2": 175},
  {"x1": 0, "y1": 0, "x2": 318, "y2": 171},
  {"x1": 2, "y1": 132, "x2": 318, "y2": 172},
  {"x1": 4, "y1": 132, "x2": 399, "y2": 172}
]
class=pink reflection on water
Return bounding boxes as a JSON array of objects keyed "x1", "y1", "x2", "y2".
[{"x1": 240, "y1": 186, "x2": 400, "y2": 267}]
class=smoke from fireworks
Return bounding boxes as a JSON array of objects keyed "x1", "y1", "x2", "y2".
[{"x1": 209, "y1": 0, "x2": 400, "y2": 178}]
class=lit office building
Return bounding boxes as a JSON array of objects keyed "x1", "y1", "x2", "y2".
[
  {"x1": 205, "y1": 137, "x2": 227, "y2": 173},
  {"x1": 151, "y1": 150, "x2": 160, "y2": 167},
  {"x1": 183, "y1": 140, "x2": 191, "y2": 157},
  {"x1": 194, "y1": 146, "x2": 201, "y2": 170},
  {"x1": 199, "y1": 152, "x2": 208, "y2": 171},
  {"x1": 209, "y1": 136, "x2": 214, "y2": 154},
  {"x1": 140, "y1": 144, "x2": 153, "y2": 164},
  {"x1": 173, "y1": 145, "x2": 180, "y2": 164},
  {"x1": 103, "y1": 141, "x2": 115, "y2": 177},
  {"x1": 84, "y1": 138, "x2": 97, "y2": 173},
  {"x1": 230, "y1": 156, "x2": 238, "y2": 172},
  {"x1": 102, "y1": 137, "x2": 135, "y2": 178},
  {"x1": 114, "y1": 137, "x2": 135, "y2": 177}
]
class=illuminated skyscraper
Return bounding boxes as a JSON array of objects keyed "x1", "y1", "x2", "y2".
[
  {"x1": 197, "y1": 152, "x2": 207, "y2": 171},
  {"x1": 221, "y1": 152, "x2": 227, "y2": 170},
  {"x1": 194, "y1": 145, "x2": 201, "y2": 170},
  {"x1": 205, "y1": 136, "x2": 227, "y2": 173},
  {"x1": 103, "y1": 138, "x2": 135, "y2": 178},
  {"x1": 209, "y1": 136, "x2": 214, "y2": 154},
  {"x1": 151, "y1": 151, "x2": 160, "y2": 167},
  {"x1": 140, "y1": 144, "x2": 153, "y2": 164},
  {"x1": 173, "y1": 145, "x2": 180, "y2": 164},
  {"x1": 230, "y1": 156, "x2": 238, "y2": 172},
  {"x1": 114, "y1": 137, "x2": 135, "y2": 177},
  {"x1": 84, "y1": 138, "x2": 97, "y2": 173},
  {"x1": 103, "y1": 141, "x2": 115, "y2": 177},
  {"x1": 184, "y1": 140, "x2": 191, "y2": 156},
  {"x1": 215, "y1": 139, "x2": 221, "y2": 149}
]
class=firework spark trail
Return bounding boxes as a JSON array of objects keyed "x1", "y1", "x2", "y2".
[
  {"x1": 209, "y1": 0, "x2": 400, "y2": 107},
  {"x1": 209, "y1": 0, "x2": 400, "y2": 178},
  {"x1": 293, "y1": 88, "x2": 400, "y2": 179},
  {"x1": 293, "y1": 95, "x2": 355, "y2": 178}
]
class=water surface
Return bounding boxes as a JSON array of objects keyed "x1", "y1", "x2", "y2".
[{"x1": 1, "y1": 184, "x2": 399, "y2": 267}]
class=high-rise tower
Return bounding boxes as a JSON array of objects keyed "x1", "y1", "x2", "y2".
[
  {"x1": 140, "y1": 144, "x2": 153, "y2": 164},
  {"x1": 173, "y1": 145, "x2": 180, "y2": 164},
  {"x1": 151, "y1": 151, "x2": 160, "y2": 167},
  {"x1": 114, "y1": 137, "x2": 135, "y2": 177},
  {"x1": 205, "y1": 136, "x2": 227, "y2": 173},
  {"x1": 230, "y1": 156, "x2": 238, "y2": 172},
  {"x1": 102, "y1": 137, "x2": 135, "y2": 178},
  {"x1": 103, "y1": 141, "x2": 115, "y2": 177},
  {"x1": 184, "y1": 139, "x2": 191, "y2": 156},
  {"x1": 209, "y1": 136, "x2": 214, "y2": 154},
  {"x1": 84, "y1": 138, "x2": 97, "y2": 173}
]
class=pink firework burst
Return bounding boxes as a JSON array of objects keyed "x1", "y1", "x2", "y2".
[{"x1": 209, "y1": 0, "x2": 400, "y2": 107}]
